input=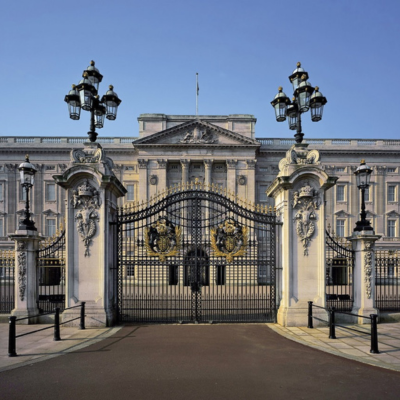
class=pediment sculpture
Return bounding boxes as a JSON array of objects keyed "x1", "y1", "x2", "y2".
[{"x1": 179, "y1": 127, "x2": 217, "y2": 144}]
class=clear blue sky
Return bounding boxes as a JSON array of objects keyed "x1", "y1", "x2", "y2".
[{"x1": 1, "y1": 0, "x2": 399, "y2": 140}]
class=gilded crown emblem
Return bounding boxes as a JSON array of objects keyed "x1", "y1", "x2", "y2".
[{"x1": 211, "y1": 218, "x2": 248, "y2": 263}]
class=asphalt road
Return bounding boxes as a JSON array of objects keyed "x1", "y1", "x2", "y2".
[{"x1": 1, "y1": 324, "x2": 400, "y2": 400}]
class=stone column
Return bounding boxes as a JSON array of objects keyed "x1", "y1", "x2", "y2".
[
  {"x1": 267, "y1": 144, "x2": 337, "y2": 326},
  {"x1": 181, "y1": 159, "x2": 189, "y2": 187},
  {"x1": 9, "y1": 230, "x2": 42, "y2": 323},
  {"x1": 226, "y1": 160, "x2": 237, "y2": 195},
  {"x1": 54, "y1": 143, "x2": 126, "y2": 327},
  {"x1": 348, "y1": 232, "x2": 381, "y2": 323},
  {"x1": 138, "y1": 159, "x2": 149, "y2": 203},
  {"x1": 157, "y1": 159, "x2": 167, "y2": 193},
  {"x1": 246, "y1": 160, "x2": 257, "y2": 204},
  {"x1": 204, "y1": 159, "x2": 213, "y2": 187}
]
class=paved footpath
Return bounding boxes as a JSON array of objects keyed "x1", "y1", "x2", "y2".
[{"x1": 0, "y1": 324, "x2": 400, "y2": 400}]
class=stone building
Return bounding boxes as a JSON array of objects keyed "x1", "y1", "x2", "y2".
[{"x1": 0, "y1": 113, "x2": 399, "y2": 249}]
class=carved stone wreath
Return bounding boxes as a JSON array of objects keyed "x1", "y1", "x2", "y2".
[
  {"x1": 71, "y1": 180, "x2": 101, "y2": 257},
  {"x1": 292, "y1": 182, "x2": 320, "y2": 256}
]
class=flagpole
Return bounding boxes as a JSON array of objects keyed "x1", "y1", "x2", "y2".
[{"x1": 196, "y1": 72, "x2": 199, "y2": 116}]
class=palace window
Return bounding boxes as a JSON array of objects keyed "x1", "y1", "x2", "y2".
[
  {"x1": 336, "y1": 167, "x2": 345, "y2": 172},
  {"x1": 364, "y1": 187, "x2": 370, "y2": 202},
  {"x1": 336, "y1": 220, "x2": 345, "y2": 237},
  {"x1": 125, "y1": 223, "x2": 134, "y2": 237},
  {"x1": 259, "y1": 185, "x2": 268, "y2": 202},
  {"x1": 387, "y1": 220, "x2": 396, "y2": 238},
  {"x1": 336, "y1": 185, "x2": 345, "y2": 202},
  {"x1": 388, "y1": 185, "x2": 396, "y2": 202},
  {"x1": 0, "y1": 219, "x2": 3, "y2": 237},
  {"x1": 388, "y1": 167, "x2": 396, "y2": 173},
  {"x1": 46, "y1": 219, "x2": 56, "y2": 237},
  {"x1": 19, "y1": 185, "x2": 27, "y2": 202},
  {"x1": 0, "y1": 183, "x2": 3, "y2": 201},
  {"x1": 126, "y1": 263, "x2": 135, "y2": 277},
  {"x1": 45, "y1": 183, "x2": 56, "y2": 202},
  {"x1": 126, "y1": 184, "x2": 135, "y2": 201}
]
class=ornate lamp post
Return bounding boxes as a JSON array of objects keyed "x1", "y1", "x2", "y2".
[
  {"x1": 64, "y1": 61, "x2": 122, "y2": 143},
  {"x1": 18, "y1": 155, "x2": 37, "y2": 231},
  {"x1": 271, "y1": 62, "x2": 327, "y2": 144},
  {"x1": 354, "y1": 160, "x2": 373, "y2": 232}
]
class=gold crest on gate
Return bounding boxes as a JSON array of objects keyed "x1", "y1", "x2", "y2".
[
  {"x1": 211, "y1": 218, "x2": 248, "y2": 263},
  {"x1": 145, "y1": 217, "x2": 181, "y2": 262}
]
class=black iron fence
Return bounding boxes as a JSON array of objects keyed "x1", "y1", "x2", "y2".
[
  {"x1": 375, "y1": 249, "x2": 400, "y2": 311},
  {"x1": 307, "y1": 301, "x2": 379, "y2": 354},
  {"x1": 0, "y1": 249, "x2": 15, "y2": 314},
  {"x1": 8, "y1": 302, "x2": 85, "y2": 357},
  {"x1": 325, "y1": 228, "x2": 354, "y2": 311}
]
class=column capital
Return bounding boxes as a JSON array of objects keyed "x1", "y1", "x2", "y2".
[
  {"x1": 157, "y1": 159, "x2": 167, "y2": 169},
  {"x1": 226, "y1": 159, "x2": 237, "y2": 169},
  {"x1": 138, "y1": 159, "x2": 149, "y2": 169},
  {"x1": 181, "y1": 159, "x2": 190, "y2": 169},
  {"x1": 204, "y1": 159, "x2": 214, "y2": 168},
  {"x1": 375, "y1": 166, "x2": 386, "y2": 175},
  {"x1": 246, "y1": 159, "x2": 257, "y2": 170}
]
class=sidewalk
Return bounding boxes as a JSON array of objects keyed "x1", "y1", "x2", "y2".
[
  {"x1": 0, "y1": 322, "x2": 399, "y2": 373},
  {"x1": 269, "y1": 322, "x2": 400, "y2": 372},
  {"x1": 0, "y1": 323, "x2": 121, "y2": 372}
]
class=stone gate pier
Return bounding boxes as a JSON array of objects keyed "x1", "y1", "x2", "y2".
[
  {"x1": 53, "y1": 143, "x2": 126, "y2": 327},
  {"x1": 267, "y1": 143, "x2": 337, "y2": 326}
]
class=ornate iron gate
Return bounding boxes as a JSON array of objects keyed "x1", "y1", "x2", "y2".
[
  {"x1": 116, "y1": 183, "x2": 277, "y2": 323},
  {"x1": 37, "y1": 225, "x2": 66, "y2": 313},
  {"x1": 325, "y1": 228, "x2": 354, "y2": 311}
]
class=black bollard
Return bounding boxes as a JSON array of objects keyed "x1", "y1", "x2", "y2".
[
  {"x1": 54, "y1": 307, "x2": 61, "y2": 341},
  {"x1": 370, "y1": 314, "x2": 379, "y2": 354},
  {"x1": 308, "y1": 301, "x2": 313, "y2": 329},
  {"x1": 8, "y1": 316, "x2": 17, "y2": 357},
  {"x1": 79, "y1": 302, "x2": 86, "y2": 330},
  {"x1": 329, "y1": 307, "x2": 336, "y2": 339}
]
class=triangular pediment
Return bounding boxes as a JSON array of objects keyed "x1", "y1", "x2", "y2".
[
  {"x1": 334, "y1": 210, "x2": 351, "y2": 218},
  {"x1": 133, "y1": 119, "x2": 260, "y2": 148},
  {"x1": 386, "y1": 210, "x2": 400, "y2": 217}
]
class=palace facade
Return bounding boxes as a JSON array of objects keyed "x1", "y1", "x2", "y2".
[{"x1": 1, "y1": 113, "x2": 400, "y2": 249}]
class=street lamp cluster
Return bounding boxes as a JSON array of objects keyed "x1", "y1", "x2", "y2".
[
  {"x1": 271, "y1": 62, "x2": 327, "y2": 144},
  {"x1": 64, "y1": 61, "x2": 121, "y2": 143}
]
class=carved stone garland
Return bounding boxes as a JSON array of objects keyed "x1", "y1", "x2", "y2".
[
  {"x1": 292, "y1": 182, "x2": 320, "y2": 256},
  {"x1": 71, "y1": 180, "x2": 101, "y2": 257},
  {"x1": 17, "y1": 242, "x2": 27, "y2": 301},
  {"x1": 364, "y1": 242, "x2": 373, "y2": 299}
]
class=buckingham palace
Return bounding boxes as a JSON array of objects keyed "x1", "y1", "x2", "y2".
[{"x1": 0, "y1": 113, "x2": 399, "y2": 249}]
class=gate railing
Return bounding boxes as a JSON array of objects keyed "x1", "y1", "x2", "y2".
[
  {"x1": 116, "y1": 181, "x2": 278, "y2": 323},
  {"x1": 0, "y1": 249, "x2": 15, "y2": 314},
  {"x1": 375, "y1": 249, "x2": 400, "y2": 311},
  {"x1": 37, "y1": 221, "x2": 66, "y2": 313},
  {"x1": 325, "y1": 226, "x2": 354, "y2": 311}
]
